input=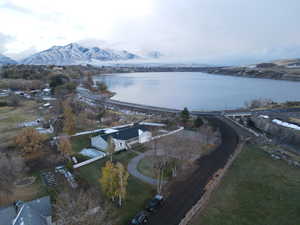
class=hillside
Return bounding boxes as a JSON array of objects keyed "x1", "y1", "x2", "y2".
[
  {"x1": 21, "y1": 43, "x2": 142, "y2": 65},
  {"x1": 202, "y1": 58, "x2": 300, "y2": 81},
  {"x1": 0, "y1": 54, "x2": 17, "y2": 65}
]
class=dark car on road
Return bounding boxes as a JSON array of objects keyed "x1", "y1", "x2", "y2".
[
  {"x1": 146, "y1": 195, "x2": 164, "y2": 212},
  {"x1": 130, "y1": 211, "x2": 149, "y2": 224}
]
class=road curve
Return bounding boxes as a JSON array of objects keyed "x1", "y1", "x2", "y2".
[
  {"x1": 127, "y1": 151, "x2": 164, "y2": 186},
  {"x1": 146, "y1": 117, "x2": 239, "y2": 225},
  {"x1": 106, "y1": 99, "x2": 300, "y2": 116}
]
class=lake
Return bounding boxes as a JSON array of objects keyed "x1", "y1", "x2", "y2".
[{"x1": 94, "y1": 72, "x2": 300, "y2": 111}]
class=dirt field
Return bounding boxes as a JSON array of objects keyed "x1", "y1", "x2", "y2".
[{"x1": 147, "y1": 117, "x2": 239, "y2": 225}]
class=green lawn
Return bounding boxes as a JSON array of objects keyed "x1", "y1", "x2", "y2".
[
  {"x1": 76, "y1": 150, "x2": 155, "y2": 225},
  {"x1": 137, "y1": 156, "x2": 156, "y2": 179},
  {"x1": 70, "y1": 133, "x2": 98, "y2": 153},
  {"x1": 192, "y1": 144, "x2": 300, "y2": 225}
]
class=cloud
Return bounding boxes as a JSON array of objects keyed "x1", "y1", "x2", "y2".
[
  {"x1": 0, "y1": 33, "x2": 15, "y2": 54},
  {"x1": 0, "y1": 2, "x2": 32, "y2": 15},
  {"x1": 1, "y1": 0, "x2": 300, "y2": 64},
  {"x1": 6, "y1": 46, "x2": 38, "y2": 60}
]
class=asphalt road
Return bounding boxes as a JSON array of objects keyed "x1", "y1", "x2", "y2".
[
  {"x1": 146, "y1": 117, "x2": 239, "y2": 225},
  {"x1": 106, "y1": 98, "x2": 300, "y2": 116}
]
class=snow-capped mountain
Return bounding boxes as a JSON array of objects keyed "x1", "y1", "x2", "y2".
[
  {"x1": 21, "y1": 43, "x2": 140, "y2": 65},
  {"x1": 145, "y1": 51, "x2": 163, "y2": 59},
  {"x1": 0, "y1": 54, "x2": 17, "y2": 65}
]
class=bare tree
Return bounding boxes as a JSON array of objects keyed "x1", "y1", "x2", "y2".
[
  {"x1": 151, "y1": 138, "x2": 168, "y2": 194},
  {"x1": 149, "y1": 133, "x2": 199, "y2": 194},
  {"x1": 62, "y1": 100, "x2": 76, "y2": 135},
  {"x1": 115, "y1": 162, "x2": 129, "y2": 207},
  {"x1": 245, "y1": 98, "x2": 273, "y2": 109},
  {"x1": 15, "y1": 127, "x2": 47, "y2": 157},
  {"x1": 0, "y1": 152, "x2": 26, "y2": 203},
  {"x1": 54, "y1": 187, "x2": 113, "y2": 225},
  {"x1": 106, "y1": 136, "x2": 115, "y2": 162},
  {"x1": 58, "y1": 136, "x2": 73, "y2": 160}
]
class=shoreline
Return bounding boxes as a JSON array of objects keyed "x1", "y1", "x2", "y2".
[
  {"x1": 105, "y1": 98, "x2": 300, "y2": 116},
  {"x1": 95, "y1": 66, "x2": 300, "y2": 82}
]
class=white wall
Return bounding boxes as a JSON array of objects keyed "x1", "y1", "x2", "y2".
[
  {"x1": 139, "y1": 130, "x2": 152, "y2": 143},
  {"x1": 113, "y1": 138, "x2": 127, "y2": 151}
]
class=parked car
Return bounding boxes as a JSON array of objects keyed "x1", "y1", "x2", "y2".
[
  {"x1": 130, "y1": 211, "x2": 148, "y2": 224},
  {"x1": 146, "y1": 195, "x2": 164, "y2": 212}
]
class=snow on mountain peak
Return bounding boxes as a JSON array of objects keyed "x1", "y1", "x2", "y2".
[
  {"x1": 21, "y1": 43, "x2": 144, "y2": 65},
  {"x1": 0, "y1": 54, "x2": 17, "y2": 65}
]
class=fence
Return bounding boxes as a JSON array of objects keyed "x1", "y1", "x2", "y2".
[
  {"x1": 151, "y1": 126, "x2": 184, "y2": 140},
  {"x1": 73, "y1": 154, "x2": 106, "y2": 169},
  {"x1": 73, "y1": 127, "x2": 184, "y2": 169},
  {"x1": 225, "y1": 116, "x2": 259, "y2": 137}
]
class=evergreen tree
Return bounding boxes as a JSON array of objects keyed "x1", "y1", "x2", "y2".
[
  {"x1": 180, "y1": 107, "x2": 190, "y2": 124},
  {"x1": 194, "y1": 116, "x2": 204, "y2": 128}
]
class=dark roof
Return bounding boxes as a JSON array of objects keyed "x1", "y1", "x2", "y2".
[{"x1": 102, "y1": 124, "x2": 149, "y2": 141}]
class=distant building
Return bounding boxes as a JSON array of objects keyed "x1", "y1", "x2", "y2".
[
  {"x1": 91, "y1": 124, "x2": 152, "y2": 152},
  {"x1": 0, "y1": 196, "x2": 52, "y2": 225}
]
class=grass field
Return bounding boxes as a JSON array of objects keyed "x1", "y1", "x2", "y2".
[
  {"x1": 0, "y1": 99, "x2": 51, "y2": 147},
  {"x1": 137, "y1": 156, "x2": 156, "y2": 179},
  {"x1": 191, "y1": 144, "x2": 300, "y2": 225},
  {"x1": 70, "y1": 133, "x2": 94, "y2": 153},
  {"x1": 76, "y1": 150, "x2": 155, "y2": 225}
]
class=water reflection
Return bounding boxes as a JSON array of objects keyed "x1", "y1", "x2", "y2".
[{"x1": 94, "y1": 72, "x2": 300, "y2": 111}]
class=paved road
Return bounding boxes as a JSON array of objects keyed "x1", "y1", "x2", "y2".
[
  {"x1": 146, "y1": 117, "x2": 240, "y2": 225},
  {"x1": 127, "y1": 151, "x2": 162, "y2": 186},
  {"x1": 79, "y1": 88, "x2": 300, "y2": 117},
  {"x1": 106, "y1": 99, "x2": 300, "y2": 116}
]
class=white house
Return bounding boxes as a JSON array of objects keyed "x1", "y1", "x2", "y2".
[
  {"x1": 91, "y1": 124, "x2": 152, "y2": 152},
  {"x1": 139, "y1": 129, "x2": 152, "y2": 144}
]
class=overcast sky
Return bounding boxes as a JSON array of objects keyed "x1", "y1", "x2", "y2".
[{"x1": 1, "y1": 0, "x2": 300, "y2": 65}]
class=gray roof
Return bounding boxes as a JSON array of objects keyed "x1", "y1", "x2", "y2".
[
  {"x1": 25, "y1": 196, "x2": 52, "y2": 218},
  {"x1": 13, "y1": 205, "x2": 48, "y2": 225},
  {"x1": 0, "y1": 196, "x2": 51, "y2": 225},
  {"x1": 0, "y1": 206, "x2": 17, "y2": 225}
]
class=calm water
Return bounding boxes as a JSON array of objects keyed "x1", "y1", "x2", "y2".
[{"x1": 94, "y1": 72, "x2": 300, "y2": 111}]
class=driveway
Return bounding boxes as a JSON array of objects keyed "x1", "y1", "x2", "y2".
[{"x1": 127, "y1": 150, "x2": 166, "y2": 186}]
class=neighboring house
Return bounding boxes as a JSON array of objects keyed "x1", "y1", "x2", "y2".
[
  {"x1": 0, "y1": 196, "x2": 52, "y2": 225},
  {"x1": 91, "y1": 124, "x2": 152, "y2": 152},
  {"x1": 36, "y1": 125, "x2": 54, "y2": 134}
]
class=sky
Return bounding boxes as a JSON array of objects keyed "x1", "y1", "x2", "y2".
[{"x1": 1, "y1": 0, "x2": 300, "y2": 65}]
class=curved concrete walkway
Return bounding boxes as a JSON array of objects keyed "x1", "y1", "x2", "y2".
[{"x1": 127, "y1": 151, "x2": 166, "y2": 186}]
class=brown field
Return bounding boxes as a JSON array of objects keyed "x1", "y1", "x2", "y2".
[{"x1": 0, "y1": 100, "x2": 45, "y2": 147}]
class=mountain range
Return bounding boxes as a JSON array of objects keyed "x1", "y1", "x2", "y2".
[
  {"x1": 20, "y1": 43, "x2": 162, "y2": 65},
  {"x1": 0, "y1": 54, "x2": 17, "y2": 65},
  {"x1": 0, "y1": 43, "x2": 162, "y2": 65}
]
